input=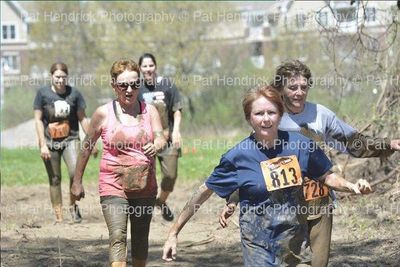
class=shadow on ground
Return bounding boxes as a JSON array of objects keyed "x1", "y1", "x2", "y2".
[
  {"x1": 1, "y1": 237, "x2": 243, "y2": 267},
  {"x1": 329, "y1": 236, "x2": 400, "y2": 267}
]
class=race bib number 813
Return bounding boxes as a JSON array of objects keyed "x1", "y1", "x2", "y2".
[{"x1": 260, "y1": 155, "x2": 303, "y2": 192}]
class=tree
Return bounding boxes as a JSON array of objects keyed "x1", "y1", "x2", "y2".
[
  {"x1": 28, "y1": 2, "x2": 242, "y2": 118},
  {"x1": 315, "y1": 1, "x2": 399, "y2": 182}
]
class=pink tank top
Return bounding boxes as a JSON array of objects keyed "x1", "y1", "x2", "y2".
[{"x1": 98, "y1": 101, "x2": 157, "y2": 199}]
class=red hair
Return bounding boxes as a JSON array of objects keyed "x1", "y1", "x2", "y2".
[{"x1": 242, "y1": 85, "x2": 284, "y2": 120}]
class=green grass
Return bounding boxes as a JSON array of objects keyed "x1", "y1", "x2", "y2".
[
  {"x1": 1, "y1": 136, "x2": 245, "y2": 187},
  {"x1": 177, "y1": 135, "x2": 243, "y2": 181},
  {"x1": 1, "y1": 148, "x2": 101, "y2": 186}
]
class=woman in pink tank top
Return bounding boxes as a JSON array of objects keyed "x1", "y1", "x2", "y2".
[{"x1": 71, "y1": 59, "x2": 166, "y2": 267}]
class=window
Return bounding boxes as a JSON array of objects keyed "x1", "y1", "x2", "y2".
[
  {"x1": 2, "y1": 24, "x2": 17, "y2": 40},
  {"x1": 2, "y1": 25, "x2": 7, "y2": 39},
  {"x1": 2, "y1": 55, "x2": 20, "y2": 72},
  {"x1": 296, "y1": 13, "x2": 307, "y2": 28},
  {"x1": 317, "y1": 12, "x2": 328, "y2": 26},
  {"x1": 251, "y1": 42, "x2": 263, "y2": 56},
  {"x1": 335, "y1": 8, "x2": 356, "y2": 22},
  {"x1": 268, "y1": 13, "x2": 280, "y2": 26},
  {"x1": 364, "y1": 7, "x2": 376, "y2": 22}
]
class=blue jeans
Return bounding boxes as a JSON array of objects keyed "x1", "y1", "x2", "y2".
[{"x1": 240, "y1": 204, "x2": 308, "y2": 267}]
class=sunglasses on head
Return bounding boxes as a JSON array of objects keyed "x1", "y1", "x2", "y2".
[{"x1": 116, "y1": 80, "x2": 141, "y2": 91}]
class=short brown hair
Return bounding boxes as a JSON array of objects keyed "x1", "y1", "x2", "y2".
[
  {"x1": 242, "y1": 85, "x2": 284, "y2": 121},
  {"x1": 272, "y1": 59, "x2": 313, "y2": 91},
  {"x1": 50, "y1": 62, "x2": 68, "y2": 75},
  {"x1": 110, "y1": 59, "x2": 139, "y2": 82}
]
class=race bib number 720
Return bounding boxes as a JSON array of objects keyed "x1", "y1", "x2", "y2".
[{"x1": 260, "y1": 155, "x2": 303, "y2": 192}]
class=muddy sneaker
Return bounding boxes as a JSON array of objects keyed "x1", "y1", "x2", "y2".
[
  {"x1": 155, "y1": 199, "x2": 174, "y2": 221},
  {"x1": 70, "y1": 204, "x2": 82, "y2": 223}
]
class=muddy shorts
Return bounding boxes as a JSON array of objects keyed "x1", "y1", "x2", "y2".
[
  {"x1": 157, "y1": 145, "x2": 181, "y2": 192},
  {"x1": 100, "y1": 196, "x2": 155, "y2": 262},
  {"x1": 301, "y1": 196, "x2": 334, "y2": 267},
  {"x1": 43, "y1": 139, "x2": 80, "y2": 205}
]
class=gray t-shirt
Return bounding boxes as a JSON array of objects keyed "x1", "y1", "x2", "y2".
[
  {"x1": 279, "y1": 102, "x2": 357, "y2": 153},
  {"x1": 33, "y1": 85, "x2": 86, "y2": 149},
  {"x1": 279, "y1": 102, "x2": 359, "y2": 219}
]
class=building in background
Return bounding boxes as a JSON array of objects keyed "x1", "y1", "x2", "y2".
[
  {"x1": 206, "y1": 1, "x2": 398, "y2": 68},
  {"x1": 1, "y1": 1, "x2": 32, "y2": 87}
]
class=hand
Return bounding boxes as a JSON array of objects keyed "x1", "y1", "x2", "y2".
[
  {"x1": 346, "y1": 181, "x2": 361, "y2": 194},
  {"x1": 172, "y1": 131, "x2": 182, "y2": 149},
  {"x1": 163, "y1": 129, "x2": 170, "y2": 141},
  {"x1": 154, "y1": 134, "x2": 166, "y2": 153},
  {"x1": 356, "y1": 179, "x2": 373, "y2": 194},
  {"x1": 143, "y1": 142, "x2": 157, "y2": 157},
  {"x1": 162, "y1": 234, "x2": 178, "y2": 262},
  {"x1": 219, "y1": 203, "x2": 237, "y2": 228},
  {"x1": 40, "y1": 145, "x2": 51, "y2": 160},
  {"x1": 346, "y1": 179, "x2": 372, "y2": 195},
  {"x1": 71, "y1": 181, "x2": 85, "y2": 201},
  {"x1": 390, "y1": 139, "x2": 400, "y2": 151}
]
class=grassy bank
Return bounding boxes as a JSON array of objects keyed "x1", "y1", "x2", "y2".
[{"x1": 1, "y1": 135, "x2": 244, "y2": 187}]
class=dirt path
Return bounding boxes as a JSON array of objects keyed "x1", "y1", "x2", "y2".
[{"x1": 1, "y1": 181, "x2": 399, "y2": 266}]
